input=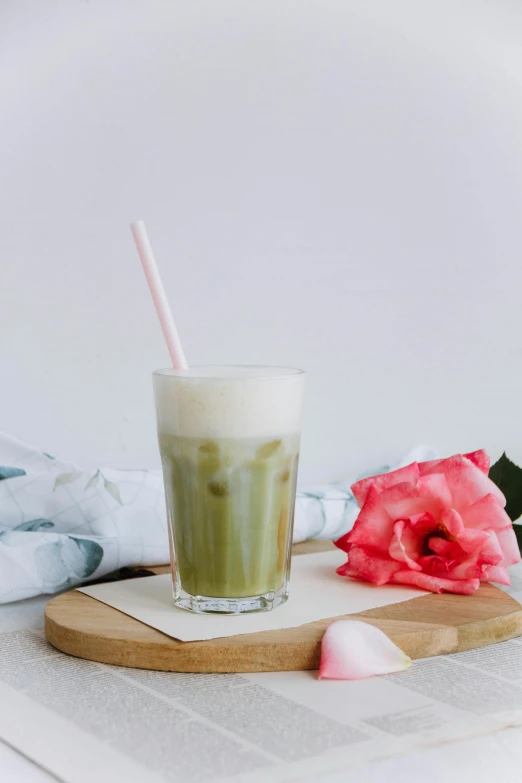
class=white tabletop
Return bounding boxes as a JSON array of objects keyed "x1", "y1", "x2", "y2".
[{"x1": 2, "y1": 596, "x2": 522, "y2": 783}]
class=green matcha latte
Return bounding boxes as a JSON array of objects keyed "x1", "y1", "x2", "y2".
[{"x1": 153, "y1": 366, "x2": 305, "y2": 614}]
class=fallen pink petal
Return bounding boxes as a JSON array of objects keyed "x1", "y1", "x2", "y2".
[{"x1": 318, "y1": 620, "x2": 412, "y2": 680}]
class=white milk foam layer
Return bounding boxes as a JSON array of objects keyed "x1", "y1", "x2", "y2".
[{"x1": 153, "y1": 366, "x2": 305, "y2": 439}]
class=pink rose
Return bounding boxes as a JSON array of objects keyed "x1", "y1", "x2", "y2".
[{"x1": 335, "y1": 450, "x2": 521, "y2": 595}]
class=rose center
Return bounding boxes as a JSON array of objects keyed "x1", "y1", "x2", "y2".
[{"x1": 420, "y1": 522, "x2": 455, "y2": 556}]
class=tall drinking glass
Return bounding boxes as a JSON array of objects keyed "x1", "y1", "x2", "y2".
[{"x1": 153, "y1": 366, "x2": 305, "y2": 614}]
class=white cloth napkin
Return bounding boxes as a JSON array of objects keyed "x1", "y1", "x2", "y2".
[{"x1": 0, "y1": 433, "x2": 436, "y2": 603}]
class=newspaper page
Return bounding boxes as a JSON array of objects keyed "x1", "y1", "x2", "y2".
[{"x1": 1, "y1": 625, "x2": 522, "y2": 783}]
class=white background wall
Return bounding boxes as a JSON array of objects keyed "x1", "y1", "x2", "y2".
[{"x1": 1, "y1": 0, "x2": 522, "y2": 479}]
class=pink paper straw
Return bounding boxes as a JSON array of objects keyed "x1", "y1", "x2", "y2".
[{"x1": 130, "y1": 220, "x2": 188, "y2": 370}]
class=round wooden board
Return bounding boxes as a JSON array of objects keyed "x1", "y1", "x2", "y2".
[{"x1": 45, "y1": 546, "x2": 522, "y2": 673}]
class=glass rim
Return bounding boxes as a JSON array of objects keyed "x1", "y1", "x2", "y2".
[{"x1": 153, "y1": 364, "x2": 305, "y2": 381}]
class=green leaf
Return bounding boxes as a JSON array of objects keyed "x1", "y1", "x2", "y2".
[
  {"x1": 85, "y1": 471, "x2": 100, "y2": 491},
  {"x1": 53, "y1": 471, "x2": 82, "y2": 491},
  {"x1": 489, "y1": 453, "x2": 522, "y2": 521},
  {"x1": 103, "y1": 478, "x2": 123, "y2": 505}
]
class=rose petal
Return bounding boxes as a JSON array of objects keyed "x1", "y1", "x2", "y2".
[
  {"x1": 393, "y1": 512, "x2": 451, "y2": 563},
  {"x1": 486, "y1": 565, "x2": 511, "y2": 585},
  {"x1": 424, "y1": 530, "x2": 503, "y2": 581},
  {"x1": 389, "y1": 520, "x2": 422, "y2": 570},
  {"x1": 417, "y1": 553, "x2": 456, "y2": 574},
  {"x1": 380, "y1": 473, "x2": 452, "y2": 520},
  {"x1": 440, "y1": 508, "x2": 465, "y2": 538},
  {"x1": 336, "y1": 484, "x2": 394, "y2": 555},
  {"x1": 460, "y1": 494, "x2": 512, "y2": 531},
  {"x1": 350, "y1": 463, "x2": 420, "y2": 508},
  {"x1": 439, "y1": 557, "x2": 485, "y2": 581},
  {"x1": 496, "y1": 527, "x2": 521, "y2": 567},
  {"x1": 455, "y1": 528, "x2": 492, "y2": 555},
  {"x1": 336, "y1": 561, "x2": 360, "y2": 579},
  {"x1": 318, "y1": 620, "x2": 412, "y2": 680},
  {"x1": 340, "y1": 546, "x2": 402, "y2": 586},
  {"x1": 478, "y1": 530, "x2": 504, "y2": 565},
  {"x1": 420, "y1": 454, "x2": 505, "y2": 510},
  {"x1": 408, "y1": 511, "x2": 450, "y2": 545},
  {"x1": 392, "y1": 569, "x2": 480, "y2": 594},
  {"x1": 463, "y1": 450, "x2": 490, "y2": 475},
  {"x1": 417, "y1": 458, "x2": 444, "y2": 474},
  {"x1": 426, "y1": 537, "x2": 455, "y2": 557}
]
